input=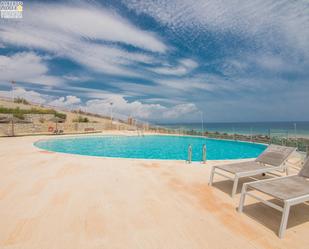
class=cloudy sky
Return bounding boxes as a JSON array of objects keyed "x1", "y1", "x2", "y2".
[{"x1": 0, "y1": 0, "x2": 308, "y2": 123}]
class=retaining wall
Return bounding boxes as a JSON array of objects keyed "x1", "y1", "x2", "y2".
[{"x1": 0, "y1": 121, "x2": 135, "y2": 136}]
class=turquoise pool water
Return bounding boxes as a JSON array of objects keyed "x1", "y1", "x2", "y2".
[{"x1": 34, "y1": 135, "x2": 267, "y2": 161}]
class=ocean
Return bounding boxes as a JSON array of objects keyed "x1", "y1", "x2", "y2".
[{"x1": 158, "y1": 121, "x2": 309, "y2": 138}]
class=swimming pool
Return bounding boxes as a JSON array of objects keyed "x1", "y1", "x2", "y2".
[{"x1": 34, "y1": 135, "x2": 267, "y2": 161}]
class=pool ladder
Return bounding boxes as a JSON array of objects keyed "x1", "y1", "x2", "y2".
[
  {"x1": 186, "y1": 144, "x2": 207, "y2": 164},
  {"x1": 187, "y1": 145, "x2": 192, "y2": 163},
  {"x1": 137, "y1": 129, "x2": 144, "y2": 137}
]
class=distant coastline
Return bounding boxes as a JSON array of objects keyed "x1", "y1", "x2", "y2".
[{"x1": 158, "y1": 121, "x2": 309, "y2": 139}]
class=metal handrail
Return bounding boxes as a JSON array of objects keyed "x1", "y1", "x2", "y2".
[
  {"x1": 187, "y1": 145, "x2": 192, "y2": 164},
  {"x1": 202, "y1": 144, "x2": 207, "y2": 163}
]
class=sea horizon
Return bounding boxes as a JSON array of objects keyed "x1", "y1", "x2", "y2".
[{"x1": 157, "y1": 121, "x2": 309, "y2": 138}]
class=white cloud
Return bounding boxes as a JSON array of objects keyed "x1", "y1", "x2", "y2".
[
  {"x1": 32, "y1": 3, "x2": 167, "y2": 53},
  {"x1": 123, "y1": 0, "x2": 309, "y2": 57},
  {"x1": 0, "y1": 88, "x2": 82, "y2": 109},
  {"x1": 162, "y1": 103, "x2": 197, "y2": 119},
  {"x1": 157, "y1": 77, "x2": 214, "y2": 91},
  {"x1": 62, "y1": 75, "x2": 91, "y2": 82},
  {"x1": 1, "y1": 3, "x2": 166, "y2": 52},
  {"x1": 149, "y1": 58, "x2": 198, "y2": 76},
  {"x1": 0, "y1": 87, "x2": 198, "y2": 122},
  {"x1": 0, "y1": 2, "x2": 167, "y2": 77},
  {"x1": 220, "y1": 52, "x2": 306, "y2": 79},
  {"x1": 136, "y1": 98, "x2": 182, "y2": 105},
  {"x1": 114, "y1": 82, "x2": 176, "y2": 97},
  {"x1": 0, "y1": 87, "x2": 48, "y2": 104},
  {"x1": 0, "y1": 52, "x2": 63, "y2": 86},
  {"x1": 84, "y1": 96, "x2": 198, "y2": 121},
  {"x1": 180, "y1": 59, "x2": 198, "y2": 68},
  {"x1": 253, "y1": 54, "x2": 302, "y2": 73},
  {"x1": 66, "y1": 43, "x2": 154, "y2": 77},
  {"x1": 48, "y1": 95, "x2": 81, "y2": 108}
]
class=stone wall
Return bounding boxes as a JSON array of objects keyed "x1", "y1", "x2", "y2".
[
  {"x1": 0, "y1": 122, "x2": 112, "y2": 136},
  {"x1": 23, "y1": 114, "x2": 55, "y2": 123},
  {"x1": 0, "y1": 114, "x2": 13, "y2": 118},
  {"x1": 0, "y1": 123, "x2": 47, "y2": 136}
]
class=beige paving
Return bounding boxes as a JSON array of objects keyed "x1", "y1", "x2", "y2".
[{"x1": 0, "y1": 134, "x2": 308, "y2": 249}]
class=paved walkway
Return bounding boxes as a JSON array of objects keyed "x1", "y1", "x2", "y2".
[{"x1": 0, "y1": 134, "x2": 308, "y2": 249}]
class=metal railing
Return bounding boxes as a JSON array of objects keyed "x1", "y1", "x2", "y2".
[
  {"x1": 151, "y1": 127, "x2": 309, "y2": 153},
  {"x1": 202, "y1": 144, "x2": 207, "y2": 163},
  {"x1": 187, "y1": 145, "x2": 192, "y2": 163}
]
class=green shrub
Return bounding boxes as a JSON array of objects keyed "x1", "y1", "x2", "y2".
[
  {"x1": 14, "y1": 98, "x2": 29, "y2": 105},
  {"x1": 0, "y1": 106, "x2": 66, "y2": 120},
  {"x1": 54, "y1": 112, "x2": 67, "y2": 120},
  {"x1": 73, "y1": 116, "x2": 89, "y2": 123}
]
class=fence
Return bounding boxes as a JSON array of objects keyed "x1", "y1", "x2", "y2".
[{"x1": 153, "y1": 127, "x2": 309, "y2": 153}]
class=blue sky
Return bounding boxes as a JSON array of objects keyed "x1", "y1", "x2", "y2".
[{"x1": 0, "y1": 0, "x2": 308, "y2": 123}]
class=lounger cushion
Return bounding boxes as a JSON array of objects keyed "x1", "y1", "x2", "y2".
[
  {"x1": 248, "y1": 175, "x2": 309, "y2": 200},
  {"x1": 256, "y1": 145, "x2": 295, "y2": 166},
  {"x1": 256, "y1": 152, "x2": 287, "y2": 166},
  {"x1": 215, "y1": 161, "x2": 273, "y2": 174}
]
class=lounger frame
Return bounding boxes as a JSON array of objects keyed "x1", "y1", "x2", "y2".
[
  {"x1": 209, "y1": 147, "x2": 297, "y2": 197},
  {"x1": 238, "y1": 176, "x2": 309, "y2": 238},
  {"x1": 209, "y1": 163, "x2": 290, "y2": 197}
]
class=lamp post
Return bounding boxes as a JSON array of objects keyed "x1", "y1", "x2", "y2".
[
  {"x1": 294, "y1": 123, "x2": 298, "y2": 148},
  {"x1": 11, "y1": 80, "x2": 16, "y2": 102},
  {"x1": 200, "y1": 111, "x2": 204, "y2": 136},
  {"x1": 110, "y1": 102, "x2": 113, "y2": 124}
]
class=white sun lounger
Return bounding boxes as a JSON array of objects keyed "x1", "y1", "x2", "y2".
[
  {"x1": 238, "y1": 158, "x2": 309, "y2": 238},
  {"x1": 209, "y1": 145, "x2": 296, "y2": 197}
]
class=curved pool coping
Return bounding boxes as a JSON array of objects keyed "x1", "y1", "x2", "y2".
[{"x1": 33, "y1": 133, "x2": 268, "y2": 162}]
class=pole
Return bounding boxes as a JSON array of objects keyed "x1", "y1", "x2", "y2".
[
  {"x1": 202, "y1": 144, "x2": 207, "y2": 163},
  {"x1": 11, "y1": 119, "x2": 14, "y2": 136},
  {"x1": 233, "y1": 127, "x2": 235, "y2": 140},
  {"x1": 200, "y1": 111, "x2": 204, "y2": 136},
  {"x1": 250, "y1": 127, "x2": 253, "y2": 142},
  {"x1": 187, "y1": 145, "x2": 192, "y2": 164},
  {"x1": 294, "y1": 123, "x2": 298, "y2": 149},
  {"x1": 11, "y1": 80, "x2": 15, "y2": 102},
  {"x1": 110, "y1": 102, "x2": 113, "y2": 126}
]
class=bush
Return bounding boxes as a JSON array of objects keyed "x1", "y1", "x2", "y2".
[
  {"x1": 73, "y1": 116, "x2": 89, "y2": 123},
  {"x1": 0, "y1": 106, "x2": 66, "y2": 120},
  {"x1": 14, "y1": 98, "x2": 29, "y2": 105},
  {"x1": 54, "y1": 112, "x2": 67, "y2": 120}
]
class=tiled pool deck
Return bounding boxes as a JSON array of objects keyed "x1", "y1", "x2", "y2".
[{"x1": 0, "y1": 132, "x2": 308, "y2": 249}]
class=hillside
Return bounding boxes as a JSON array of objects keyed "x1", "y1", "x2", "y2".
[{"x1": 0, "y1": 98, "x2": 140, "y2": 136}]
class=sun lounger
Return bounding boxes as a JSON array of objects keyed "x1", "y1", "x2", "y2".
[
  {"x1": 209, "y1": 145, "x2": 296, "y2": 197},
  {"x1": 53, "y1": 129, "x2": 63, "y2": 135},
  {"x1": 238, "y1": 158, "x2": 309, "y2": 238}
]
